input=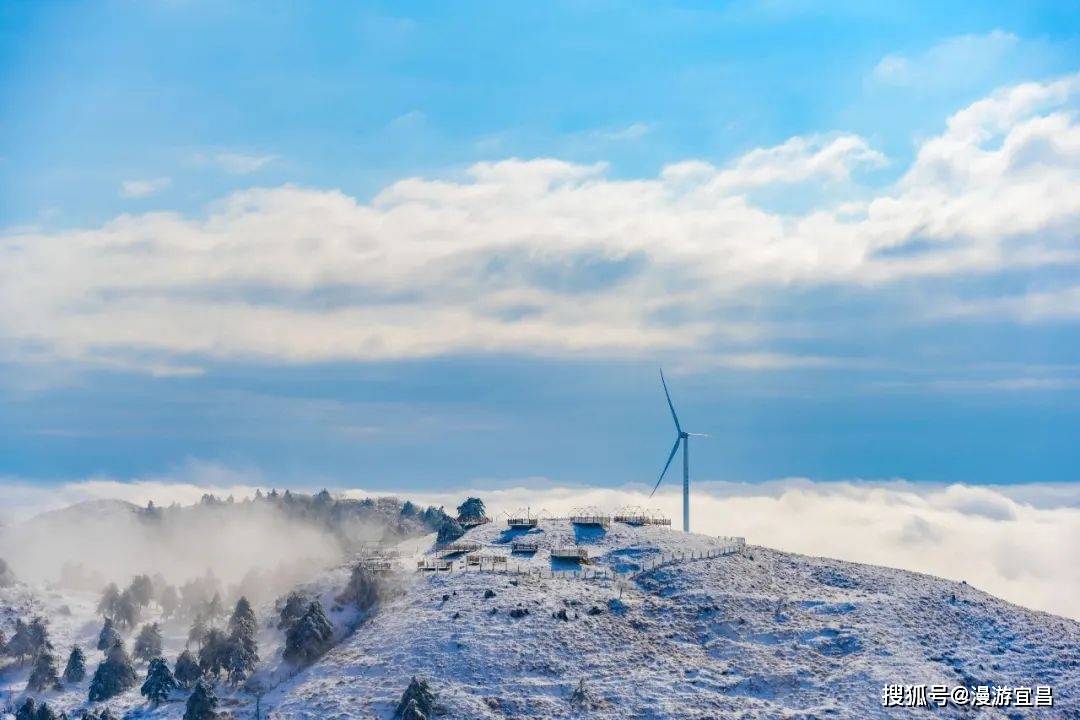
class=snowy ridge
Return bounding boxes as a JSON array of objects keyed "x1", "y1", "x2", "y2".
[{"x1": 3, "y1": 519, "x2": 1078, "y2": 719}]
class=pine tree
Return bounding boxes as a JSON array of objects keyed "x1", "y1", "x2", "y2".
[
  {"x1": 97, "y1": 583, "x2": 121, "y2": 618},
  {"x1": 64, "y1": 645, "x2": 87, "y2": 683},
  {"x1": 456, "y1": 497, "x2": 487, "y2": 522},
  {"x1": 26, "y1": 647, "x2": 62, "y2": 692},
  {"x1": 183, "y1": 679, "x2": 219, "y2": 720},
  {"x1": 5, "y1": 617, "x2": 49, "y2": 663},
  {"x1": 114, "y1": 588, "x2": 141, "y2": 630},
  {"x1": 159, "y1": 585, "x2": 180, "y2": 619},
  {"x1": 174, "y1": 648, "x2": 202, "y2": 689},
  {"x1": 88, "y1": 640, "x2": 137, "y2": 701},
  {"x1": 394, "y1": 677, "x2": 436, "y2": 719},
  {"x1": 14, "y1": 698, "x2": 37, "y2": 720},
  {"x1": 282, "y1": 600, "x2": 334, "y2": 665},
  {"x1": 128, "y1": 575, "x2": 154, "y2": 607},
  {"x1": 141, "y1": 656, "x2": 178, "y2": 705},
  {"x1": 205, "y1": 593, "x2": 224, "y2": 623},
  {"x1": 277, "y1": 591, "x2": 308, "y2": 630},
  {"x1": 133, "y1": 623, "x2": 163, "y2": 663},
  {"x1": 338, "y1": 564, "x2": 382, "y2": 611},
  {"x1": 436, "y1": 517, "x2": 464, "y2": 545},
  {"x1": 197, "y1": 629, "x2": 229, "y2": 678},
  {"x1": 97, "y1": 618, "x2": 121, "y2": 652},
  {"x1": 187, "y1": 615, "x2": 209, "y2": 649},
  {"x1": 228, "y1": 597, "x2": 257, "y2": 638},
  {"x1": 225, "y1": 597, "x2": 259, "y2": 683}
]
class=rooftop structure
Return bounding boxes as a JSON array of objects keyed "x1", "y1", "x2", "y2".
[
  {"x1": 550, "y1": 546, "x2": 589, "y2": 563},
  {"x1": 510, "y1": 541, "x2": 539, "y2": 553},
  {"x1": 440, "y1": 541, "x2": 481, "y2": 556}
]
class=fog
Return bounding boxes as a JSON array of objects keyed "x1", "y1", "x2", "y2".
[
  {"x1": 1, "y1": 474, "x2": 1078, "y2": 619},
  {"x1": 0, "y1": 491, "x2": 400, "y2": 605}
]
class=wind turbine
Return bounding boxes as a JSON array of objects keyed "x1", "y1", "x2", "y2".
[{"x1": 650, "y1": 369, "x2": 707, "y2": 533}]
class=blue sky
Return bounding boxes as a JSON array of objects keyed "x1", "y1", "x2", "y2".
[{"x1": 1, "y1": 0, "x2": 1078, "y2": 490}]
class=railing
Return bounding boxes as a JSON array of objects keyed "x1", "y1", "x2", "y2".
[
  {"x1": 569, "y1": 515, "x2": 611, "y2": 528},
  {"x1": 506, "y1": 517, "x2": 539, "y2": 528},
  {"x1": 418, "y1": 537, "x2": 746, "y2": 579}
]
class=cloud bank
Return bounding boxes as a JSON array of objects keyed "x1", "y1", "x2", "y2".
[
  {"x1": 1, "y1": 473, "x2": 1077, "y2": 620},
  {"x1": 2, "y1": 75, "x2": 1077, "y2": 371}
]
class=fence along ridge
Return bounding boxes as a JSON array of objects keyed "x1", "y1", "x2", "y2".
[{"x1": 422, "y1": 537, "x2": 746, "y2": 580}]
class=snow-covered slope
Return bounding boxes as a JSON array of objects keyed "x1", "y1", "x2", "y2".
[{"x1": 3, "y1": 519, "x2": 1078, "y2": 719}]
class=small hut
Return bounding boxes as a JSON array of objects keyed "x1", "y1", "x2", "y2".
[
  {"x1": 440, "y1": 541, "x2": 481, "y2": 557},
  {"x1": 551, "y1": 547, "x2": 589, "y2": 563},
  {"x1": 416, "y1": 559, "x2": 453, "y2": 572},
  {"x1": 510, "y1": 541, "x2": 539, "y2": 554}
]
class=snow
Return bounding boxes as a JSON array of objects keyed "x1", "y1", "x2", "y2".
[{"x1": 3, "y1": 519, "x2": 1078, "y2": 719}]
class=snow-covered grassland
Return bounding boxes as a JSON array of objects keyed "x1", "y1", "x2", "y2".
[{"x1": 3, "y1": 516, "x2": 1078, "y2": 719}]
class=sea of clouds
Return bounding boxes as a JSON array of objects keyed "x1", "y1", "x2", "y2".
[{"x1": 1, "y1": 469, "x2": 1077, "y2": 620}]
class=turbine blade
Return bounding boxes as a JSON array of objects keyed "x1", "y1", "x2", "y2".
[
  {"x1": 687, "y1": 432, "x2": 709, "y2": 438},
  {"x1": 650, "y1": 437, "x2": 682, "y2": 497},
  {"x1": 660, "y1": 368, "x2": 682, "y2": 433}
]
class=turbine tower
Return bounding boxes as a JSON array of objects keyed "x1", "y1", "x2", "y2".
[{"x1": 650, "y1": 369, "x2": 706, "y2": 533}]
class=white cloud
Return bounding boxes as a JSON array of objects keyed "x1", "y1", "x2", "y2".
[
  {"x1": 2, "y1": 474, "x2": 1078, "y2": 619},
  {"x1": 119, "y1": 177, "x2": 171, "y2": 198},
  {"x1": 594, "y1": 122, "x2": 653, "y2": 141},
  {"x1": 192, "y1": 151, "x2": 277, "y2": 174},
  {"x1": 1, "y1": 75, "x2": 1078, "y2": 368},
  {"x1": 871, "y1": 30, "x2": 1020, "y2": 87}
]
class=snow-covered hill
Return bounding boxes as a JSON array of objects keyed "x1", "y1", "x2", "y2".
[{"x1": 3, "y1": 518, "x2": 1078, "y2": 719}]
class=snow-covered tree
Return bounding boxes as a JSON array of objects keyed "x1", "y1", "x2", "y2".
[
  {"x1": 277, "y1": 591, "x2": 308, "y2": 630},
  {"x1": 26, "y1": 647, "x2": 62, "y2": 692},
  {"x1": 15, "y1": 698, "x2": 60, "y2": 720},
  {"x1": 128, "y1": 575, "x2": 154, "y2": 607},
  {"x1": 338, "y1": 564, "x2": 382, "y2": 611},
  {"x1": 436, "y1": 517, "x2": 464, "y2": 545},
  {"x1": 97, "y1": 619, "x2": 121, "y2": 652},
  {"x1": 97, "y1": 583, "x2": 121, "y2": 618},
  {"x1": 174, "y1": 648, "x2": 202, "y2": 689},
  {"x1": 205, "y1": 593, "x2": 224, "y2": 623},
  {"x1": 456, "y1": 497, "x2": 487, "y2": 522},
  {"x1": 197, "y1": 629, "x2": 230, "y2": 678},
  {"x1": 187, "y1": 615, "x2": 209, "y2": 649},
  {"x1": 183, "y1": 679, "x2": 219, "y2": 720},
  {"x1": 80, "y1": 706, "x2": 119, "y2": 719},
  {"x1": 159, "y1": 585, "x2": 180, "y2": 619},
  {"x1": 225, "y1": 597, "x2": 259, "y2": 683},
  {"x1": 114, "y1": 588, "x2": 141, "y2": 630},
  {"x1": 133, "y1": 623, "x2": 163, "y2": 663},
  {"x1": 283, "y1": 600, "x2": 334, "y2": 665},
  {"x1": 395, "y1": 677, "x2": 436, "y2": 719},
  {"x1": 64, "y1": 645, "x2": 87, "y2": 683},
  {"x1": 88, "y1": 641, "x2": 137, "y2": 701},
  {"x1": 5, "y1": 617, "x2": 49, "y2": 663},
  {"x1": 141, "y1": 657, "x2": 178, "y2": 705}
]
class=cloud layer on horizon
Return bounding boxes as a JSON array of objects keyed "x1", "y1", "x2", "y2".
[
  {"x1": 2, "y1": 472, "x2": 1078, "y2": 620},
  {"x1": 2, "y1": 74, "x2": 1077, "y2": 373}
]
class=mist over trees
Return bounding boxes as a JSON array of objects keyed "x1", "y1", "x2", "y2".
[
  {"x1": 0, "y1": 557, "x2": 15, "y2": 587},
  {"x1": 26, "y1": 647, "x2": 62, "y2": 692},
  {"x1": 1, "y1": 490, "x2": 452, "y2": 602},
  {"x1": 4, "y1": 617, "x2": 49, "y2": 663}
]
